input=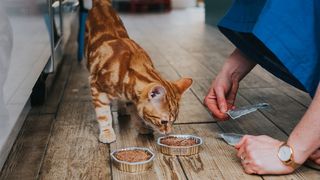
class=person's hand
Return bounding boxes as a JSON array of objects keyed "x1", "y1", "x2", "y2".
[
  {"x1": 204, "y1": 72, "x2": 239, "y2": 120},
  {"x1": 235, "y1": 135, "x2": 295, "y2": 175},
  {"x1": 204, "y1": 49, "x2": 256, "y2": 121},
  {"x1": 309, "y1": 149, "x2": 320, "y2": 165}
]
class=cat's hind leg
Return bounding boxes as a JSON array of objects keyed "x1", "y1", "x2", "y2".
[{"x1": 91, "y1": 86, "x2": 116, "y2": 143}]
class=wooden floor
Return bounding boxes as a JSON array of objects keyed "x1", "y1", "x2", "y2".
[{"x1": 1, "y1": 8, "x2": 319, "y2": 180}]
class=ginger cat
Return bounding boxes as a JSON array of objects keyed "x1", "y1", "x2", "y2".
[{"x1": 85, "y1": 0, "x2": 192, "y2": 143}]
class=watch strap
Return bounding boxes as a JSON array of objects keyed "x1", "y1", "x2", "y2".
[
  {"x1": 279, "y1": 142, "x2": 301, "y2": 169},
  {"x1": 286, "y1": 160, "x2": 301, "y2": 169}
]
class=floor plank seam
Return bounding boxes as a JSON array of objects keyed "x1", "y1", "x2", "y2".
[
  {"x1": 278, "y1": 88, "x2": 309, "y2": 108},
  {"x1": 239, "y1": 86, "x2": 277, "y2": 90},
  {"x1": 108, "y1": 144, "x2": 114, "y2": 180},
  {"x1": 238, "y1": 92, "x2": 290, "y2": 137},
  {"x1": 177, "y1": 157, "x2": 189, "y2": 180},
  {"x1": 35, "y1": 59, "x2": 74, "y2": 179},
  {"x1": 240, "y1": 86, "x2": 309, "y2": 108},
  {"x1": 62, "y1": 99, "x2": 92, "y2": 103},
  {"x1": 35, "y1": 116, "x2": 57, "y2": 180},
  {"x1": 29, "y1": 112, "x2": 56, "y2": 116},
  {"x1": 0, "y1": 113, "x2": 31, "y2": 174},
  {"x1": 175, "y1": 121, "x2": 217, "y2": 125},
  {"x1": 185, "y1": 46, "x2": 220, "y2": 76},
  {"x1": 52, "y1": 60, "x2": 75, "y2": 119}
]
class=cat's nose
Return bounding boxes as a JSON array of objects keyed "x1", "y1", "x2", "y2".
[{"x1": 161, "y1": 120, "x2": 169, "y2": 125}]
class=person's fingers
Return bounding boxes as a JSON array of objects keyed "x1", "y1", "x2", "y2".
[
  {"x1": 235, "y1": 135, "x2": 248, "y2": 149},
  {"x1": 204, "y1": 96, "x2": 223, "y2": 118},
  {"x1": 215, "y1": 87, "x2": 228, "y2": 113},
  {"x1": 226, "y1": 103, "x2": 234, "y2": 111},
  {"x1": 241, "y1": 160, "x2": 256, "y2": 174},
  {"x1": 309, "y1": 151, "x2": 320, "y2": 164},
  {"x1": 237, "y1": 145, "x2": 246, "y2": 159},
  {"x1": 212, "y1": 113, "x2": 229, "y2": 121},
  {"x1": 244, "y1": 168, "x2": 256, "y2": 175},
  {"x1": 204, "y1": 89, "x2": 229, "y2": 120},
  {"x1": 237, "y1": 140, "x2": 258, "y2": 175},
  {"x1": 226, "y1": 79, "x2": 239, "y2": 106},
  {"x1": 309, "y1": 149, "x2": 320, "y2": 160}
]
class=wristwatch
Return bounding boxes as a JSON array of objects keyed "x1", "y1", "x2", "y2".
[{"x1": 277, "y1": 142, "x2": 301, "y2": 169}]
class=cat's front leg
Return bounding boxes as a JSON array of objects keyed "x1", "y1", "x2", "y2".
[{"x1": 91, "y1": 87, "x2": 116, "y2": 143}]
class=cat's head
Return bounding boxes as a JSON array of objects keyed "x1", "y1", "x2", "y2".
[{"x1": 136, "y1": 78, "x2": 193, "y2": 134}]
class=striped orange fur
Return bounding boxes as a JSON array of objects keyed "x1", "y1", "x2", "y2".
[{"x1": 85, "y1": 0, "x2": 192, "y2": 143}]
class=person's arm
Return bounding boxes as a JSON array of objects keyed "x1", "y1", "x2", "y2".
[
  {"x1": 235, "y1": 85, "x2": 320, "y2": 174},
  {"x1": 288, "y1": 85, "x2": 320, "y2": 164},
  {"x1": 204, "y1": 48, "x2": 256, "y2": 120}
]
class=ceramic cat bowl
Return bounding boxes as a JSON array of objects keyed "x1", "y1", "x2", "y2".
[
  {"x1": 157, "y1": 134, "x2": 203, "y2": 156},
  {"x1": 111, "y1": 147, "x2": 155, "y2": 173}
]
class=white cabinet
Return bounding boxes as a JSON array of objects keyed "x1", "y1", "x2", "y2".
[{"x1": 0, "y1": 0, "x2": 77, "y2": 169}]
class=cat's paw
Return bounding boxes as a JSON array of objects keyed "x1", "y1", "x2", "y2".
[
  {"x1": 138, "y1": 126, "x2": 154, "y2": 135},
  {"x1": 99, "y1": 129, "x2": 116, "y2": 143}
]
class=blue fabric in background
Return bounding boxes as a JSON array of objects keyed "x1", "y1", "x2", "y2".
[
  {"x1": 78, "y1": 12, "x2": 88, "y2": 61},
  {"x1": 218, "y1": 0, "x2": 320, "y2": 97}
]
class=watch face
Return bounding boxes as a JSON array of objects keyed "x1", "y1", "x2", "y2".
[{"x1": 278, "y1": 145, "x2": 292, "y2": 161}]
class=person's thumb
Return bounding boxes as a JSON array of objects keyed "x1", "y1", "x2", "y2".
[{"x1": 215, "y1": 87, "x2": 227, "y2": 113}]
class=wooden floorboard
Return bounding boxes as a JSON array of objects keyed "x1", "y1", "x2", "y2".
[
  {"x1": 276, "y1": 82, "x2": 311, "y2": 108},
  {"x1": 110, "y1": 111, "x2": 187, "y2": 180},
  {"x1": 62, "y1": 61, "x2": 91, "y2": 102},
  {"x1": 177, "y1": 91, "x2": 214, "y2": 124},
  {"x1": 0, "y1": 115, "x2": 54, "y2": 180},
  {"x1": 1, "y1": 8, "x2": 319, "y2": 180},
  {"x1": 239, "y1": 88, "x2": 307, "y2": 135},
  {"x1": 40, "y1": 87, "x2": 105, "y2": 180},
  {"x1": 188, "y1": 71, "x2": 320, "y2": 179},
  {"x1": 175, "y1": 124, "x2": 261, "y2": 180},
  {"x1": 38, "y1": 101, "x2": 111, "y2": 180}
]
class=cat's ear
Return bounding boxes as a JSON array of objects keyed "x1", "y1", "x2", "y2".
[
  {"x1": 148, "y1": 85, "x2": 166, "y2": 101},
  {"x1": 175, "y1": 78, "x2": 193, "y2": 94}
]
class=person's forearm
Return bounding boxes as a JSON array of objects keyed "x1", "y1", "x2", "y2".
[
  {"x1": 288, "y1": 85, "x2": 320, "y2": 164},
  {"x1": 221, "y1": 49, "x2": 257, "y2": 81}
]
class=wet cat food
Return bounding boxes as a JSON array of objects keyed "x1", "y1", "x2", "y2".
[
  {"x1": 157, "y1": 135, "x2": 203, "y2": 156},
  {"x1": 160, "y1": 136, "x2": 197, "y2": 146},
  {"x1": 111, "y1": 147, "x2": 155, "y2": 173},
  {"x1": 115, "y1": 149, "x2": 152, "y2": 162}
]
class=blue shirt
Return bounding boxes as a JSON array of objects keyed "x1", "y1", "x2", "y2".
[{"x1": 218, "y1": 0, "x2": 320, "y2": 97}]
